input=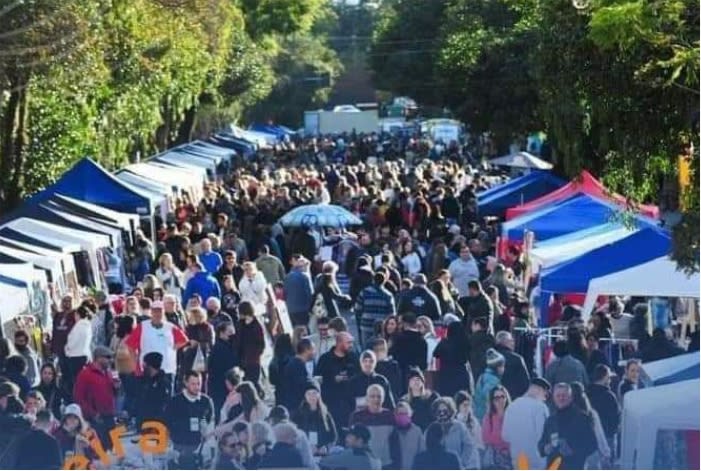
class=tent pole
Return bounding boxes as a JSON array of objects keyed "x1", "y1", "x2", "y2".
[{"x1": 150, "y1": 208, "x2": 157, "y2": 258}]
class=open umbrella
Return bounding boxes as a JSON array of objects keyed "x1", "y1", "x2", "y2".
[
  {"x1": 490, "y1": 151, "x2": 553, "y2": 170},
  {"x1": 279, "y1": 204, "x2": 362, "y2": 228}
]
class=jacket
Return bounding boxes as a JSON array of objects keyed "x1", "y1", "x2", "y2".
[
  {"x1": 474, "y1": 367, "x2": 501, "y2": 421},
  {"x1": 255, "y1": 254, "x2": 286, "y2": 285},
  {"x1": 459, "y1": 292, "x2": 494, "y2": 329},
  {"x1": 356, "y1": 284, "x2": 396, "y2": 343},
  {"x1": 14, "y1": 428, "x2": 62, "y2": 470},
  {"x1": 389, "y1": 424, "x2": 425, "y2": 469},
  {"x1": 208, "y1": 339, "x2": 240, "y2": 405},
  {"x1": 315, "y1": 348, "x2": 360, "y2": 428},
  {"x1": 239, "y1": 272, "x2": 269, "y2": 310},
  {"x1": 238, "y1": 318, "x2": 265, "y2": 367},
  {"x1": 200, "y1": 250, "x2": 223, "y2": 274},
  {"x1": 0, "y1": 412, "x2": 33, "y2": 469},
  {"x1": 412, "y1": 449, "x2": 461, "y2": 470},
  {"x1": 73, "y1": 362, "x2": 116, "y2": 420},
  {"x1": 538, "y1": 405, "x2": 597, "y2": 470},
  {"x1": 495, "y1": 345, "x2": 530, "y2": 399},
  {"x1": 442, "y1": 419, "x2": 479, "y2": 469},
  {"x1": 133, "y1": 370, "x2": 170, "y2": 427},
  {"x1": 259, "y1": 442, "x2": 304, "y2": 469},
  {"x1": 281, "y1": 356, "x2": 312, "y2": 411},
  {"x1": 376, "y1": 359, "x2": 403, "y2": 399},
  {"x1": 544, "y1": 355, "x2": 589, "y2": 386},
  {"x1": 348, "y1": 372, "x2": 396, "y2": 410},
  {"x1": 320, "y1": 447, "x2": 382, "y2": 470},
  {"x1": 349, "y1": 409, "x2": 395, "y2": 466},
  {"x1": 183, "y1": 271, "x2": 221, "y2": 306},
  {"x1": 16, "y1": 348, "x2": 41, "y2": 388},
  {"x1": 291, "y1": 407, "x2": 338, "y2": 449},
  {"x1": 284, "y1": 268, "x2": 314, "y2": 314},
  {"x1": 468, "y1": 330, "x2": 495, "y2": 380},
  {"x1": 587, "y1": 383, "x2": 620, "y2": 437},
  {"x1": 390, "y1": 330, "x2": 428, "y2": 375},
  {"x1": 314, "y1": 277, "x2": 351, "y2": 319},
  {"x1": 397, "y1": 286, "x2": 442, "y2": 321}
]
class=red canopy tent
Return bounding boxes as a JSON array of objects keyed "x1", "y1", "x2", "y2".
[{"x1": 505, "y1": 170, "x2": 660, "y2": 220}]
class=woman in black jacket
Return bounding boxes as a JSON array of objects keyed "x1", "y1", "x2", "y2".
[
  {"x1": 412, "y1": 422, "x2": 461, "y2": 470},
  {"x1": 268, "y1": 334, "x2": 294, "y2": 406},
  {"x1": 33, "y1": 363, "x2": 67, "y2": 420},
  {"x1": 291, "y1": 381, "x2": 338, "y2": 454},
  {"x1": 433, "y1": 321, "x2": 474, "y2": 397}
]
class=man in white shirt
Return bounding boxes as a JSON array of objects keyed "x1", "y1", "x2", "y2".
[
  {"x1": 125, "y1": 301, "x2": 189, "y2": 395},
  {"x1": 449, "y1": 244, "x2": 480, "y2": 298},
  {"x1": 502, "y1": 377, "x2": 551, "y2": 470}
]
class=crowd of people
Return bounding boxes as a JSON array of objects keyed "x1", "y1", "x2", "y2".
[{"x1": 0, "y1": 130, "x2": 696, "y2": 470}]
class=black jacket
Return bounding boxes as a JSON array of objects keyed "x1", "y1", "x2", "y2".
[
  {"x1": 133, "y1": 370, "x2": 170, "y2": 427},
  {"x1": 405, "y1": 391, "x2": 440, "y2": 431},
  {"x1": 495, "y1": 345, "x2": 530, "y2": 399},
  {"x1": 376, "y1": 359, "x2": 404, "y2": 399},
  {"x1": 259, "y1": 442, "x2": 304, "y2": 469},
  {"x1": 208, "y1": 338, "x2": 240, "y2": 408},
  {"x1": 281, "y1": 356, "x2": 312, "y2": 411},
  {"x1": 587, "y1": 383, "x2": 620, "y2": 437},
  {"x1": 315, "y1": 348, "x2": 360, "y2": 428},
  {"x1": 291, "y1": 406, "x2": 338, "y2": 448},
  {"x1": 348, "y1": 372, "x2": 396, "y2": 410},
  {"x1": 467, "y1": 330, "x2": 495, "y2": 380},
  {"x1": 390, "y1": 330, "x2": 428, "y2": 375},
  {"x1": 458, "y1": 292, "x2": 494, "y2": 330},
  {"x1": 0, "y1": 412, "x2": 32, "y2": 469},
  {"x1": 164, "y1": 392, "x2": 214, "y2": 446},
  {"x1": 412, "y1": 449, "x2": 461, "y2": 470},
  {"x1": 15, "y1": 428, "x2": 62, "y2": 470},
  {"x1": 397, "y1": 286, "x2": 442, "y2": 321},
  {"x1": 538, "y1": 405, "x2": 597, "y2": 470}
]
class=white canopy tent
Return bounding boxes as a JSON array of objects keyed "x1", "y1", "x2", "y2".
[
  {"x1": 0, "y1": 262, "x2": 50, "y2": 324},
  {"x1": 641, "y1": 352, "x2": 699, "y2": 385},
  {"x1": 51, "y1": 194, "x2": 140, "y2": 232},
  {"x1": 621, "y1": 379, "x2": 700, "y2": 469},
  {"x1": 153, "y1": 152, "x2": 215, "y2": 176},
  {"x1": 530, "y1": 224, "x2": 636, "y2": 272},
  {"x1": 489, "y1": 151, "x2": 553, "y2": 170},
  {"x1": 113, "y1": 171, "x2": 172, "y2": 219},
  {"x1": 1, "y1": 218, "x2": 111, "y2": 290},
  {"x1": 0, "y1": 242, "x2": 73, "y2": 292},
  {"x1": 582, "y1": 256, "x2": 700, "y2": 314},
  {"x1": 125, "y1": 161, "x2": 205, "y2": 194},
  {"x1": 42, "y1": 204, "x2": 124, "y2": 248},
  {"x1": 0, "y1": 277, "x2": 30, "y2": 324}
]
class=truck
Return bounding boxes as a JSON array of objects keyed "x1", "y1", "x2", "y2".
[{"x1": 304, "y1": 106, "x2": 379, "y2": 135}]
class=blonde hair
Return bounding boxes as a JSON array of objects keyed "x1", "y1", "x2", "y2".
[
  {"x1": 159, "y1": 252, "x2": 173, "y2": 268},
  {"x1": 188, "y1": 307, "x2": 207, "y2": 324}
]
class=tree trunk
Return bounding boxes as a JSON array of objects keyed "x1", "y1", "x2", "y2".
[
  {"x1": 0, "y1": 70, "x2": 30, "y2": 211},
  {"x1": 174, "y1": 104, "x2": 198, "y2": 145}
]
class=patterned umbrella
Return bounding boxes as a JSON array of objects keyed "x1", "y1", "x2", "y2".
[{"x1": 278, "y1": 204, "x2": 363, "y2": 228}]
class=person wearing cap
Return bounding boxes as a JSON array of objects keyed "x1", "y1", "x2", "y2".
[
  {"x1": 52, "y1": 403, "x2": 92, "y2": 462},
  {"x1": 130, "y1": 352, "x2": 169, "y2": 428},
  {"x1": 402, "y1": 366, "x2": 439, "y2": 431},
  {"x1": 473, "y1": 348, "x2": 505, "y2": 421},
  {"x1": 355, "y1": 271, "x2": 397, "y2": 345},
  {"x1": 319, "y1": 424, "x2": 381, "y2": 470},
  {"x1": 182, "y1": 261, "x2": 221, "y2": 308},
  {"x1": 397, "y1": 274, "x2": 442, "y2": 322},
  {"x1": 124, "y1": 297, "x2": 188, "y2": 395},
  {"x1": 73, "y1": 345, "x2": 117, "y2": 450},
  {"x1": 291, "y1": 380, "x2": 338, "y2": 454},
  {"x1": 502, "y1": 377, "x2": 551, "y2": 470},
  {"x1": 349, "y1": 350, "x2": 396, "y2": 412},
  {"x1": 315, "y1": 331, "x2": 359, "y2": 428},
  {"x1": 283, "y1": 254, "x2": 315, "y2": 327}
]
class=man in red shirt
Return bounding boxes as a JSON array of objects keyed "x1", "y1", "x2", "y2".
[{"x1": 73, "y1": 346, "x2": 118, "y2": 450}]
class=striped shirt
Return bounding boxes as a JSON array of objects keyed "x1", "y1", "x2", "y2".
[{"x1": 356, "y1": 284, "x2": 396, "y2": 343}]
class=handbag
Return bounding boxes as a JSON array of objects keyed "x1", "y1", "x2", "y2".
[{"x1": 192, "y1": 345, "x2": 207, "y2": 373}]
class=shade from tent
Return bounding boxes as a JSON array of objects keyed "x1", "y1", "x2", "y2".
[
  {"x1": 530, "y1": 223, "x2": 637, "y2": 272},
  {"x1": 26, "y1": 157, "x2": 154, "y2": 215},
  {"x1": 582, "y1": 256, "x2": 700, "y2": 315},
  {"x1": 621, "y1": 379, "x2": 699, "y2": 470},
  {"x1": 506, "y1": 170, "x2": 660, "y2": 220},
  {"x1": 501, "y1": 194, "x2": 650, "y2": 244},
  {"x1": 540, "y1": 227, "x2": 671, "y2": 295},
  {"x1": 489, "y1": 151, "x2": 553, "y2": 170},
  {"x1": 642, "y1": 353, "x2": 700, "y2": 386},
  {"x1": 478, "y1": 171, "x2": 565, "y2": 217},
  {"x1": 209, "y1": 133, "x2": 256, "y2": 157},
  {"x1": 152, "y1": 153, "x2": 214, "y2": 176}
]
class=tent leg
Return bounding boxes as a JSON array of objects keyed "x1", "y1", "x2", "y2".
[{"x1": 150, "y1": 212, "x2": 157, "y2": 258}]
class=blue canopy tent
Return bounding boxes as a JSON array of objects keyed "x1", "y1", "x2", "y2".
[
  {"x1": 538, "y1": 227, "x2": 671, "y2": 325},
  {"x1": 501, "y1": 194, "x2": 657, "y2": 245},
  {"x1": 210, "y1": 133, "x2": 256, "y2": 158},
  {"x1": 26, "y1": 158, "x2": 154, "y2": 216},
  {"x1": 642, "y1": 353, "x2": 700, "y2": 386},
  {"x1": 249, "y1": 124, "x2": 295, "y2": 139},
  {"x1": 478, "y1": 171, "x2": 565, "y2": 217}
]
